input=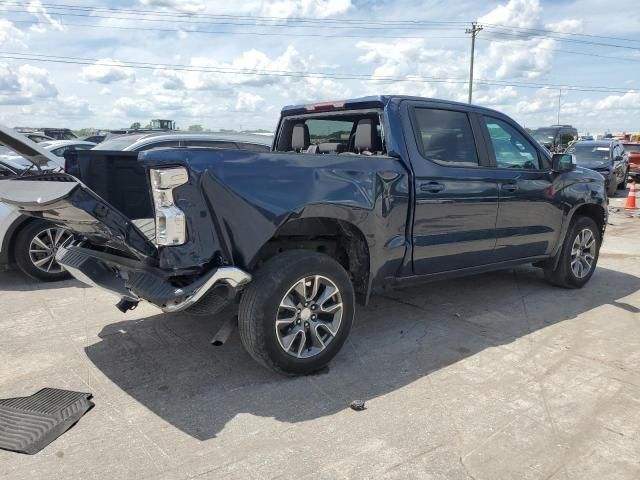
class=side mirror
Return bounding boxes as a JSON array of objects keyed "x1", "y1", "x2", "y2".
[{"x1": 552, "y1": 153, "x2": 576, "y2": 172}]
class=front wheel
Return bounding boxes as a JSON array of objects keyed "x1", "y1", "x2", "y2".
[
  {"x1": 543, "y1": 216, "x2": 600, "y2": 289},
  {"x1": 607, "y1": 176, "x2": 617, "y2": 196},
  {"x1": 617, "y1": 168, "x2": 629, "y2": 190},
  {"x1": 238, "y1": 250, "x2": 355, "y2": 375}
]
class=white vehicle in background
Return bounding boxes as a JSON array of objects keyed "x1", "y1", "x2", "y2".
[
  {"x1": 1, "y1": 139, "x2": 96, "y2": 170},
  {"x1": 0, "y1": 126, "x2": 74, "y2": 281}
]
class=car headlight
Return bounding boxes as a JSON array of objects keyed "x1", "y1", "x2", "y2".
[{"x1": 150, "y1": 167, "x2": 188, "y2": 246}]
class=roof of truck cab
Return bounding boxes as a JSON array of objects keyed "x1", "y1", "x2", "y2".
[{"x1": 280, "y1": 95, "x2": 508, "y2": 117}]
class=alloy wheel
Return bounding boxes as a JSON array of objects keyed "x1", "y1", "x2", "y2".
[
  {"x1": 28, "y1": 227, "x2": 72, "y2": 274},
  {"x1": 570, "y1": 228, "x2": 596, "y2": 279},
  {"x1": 275, "y1": 275, "x2": 343, "y2": 359}
]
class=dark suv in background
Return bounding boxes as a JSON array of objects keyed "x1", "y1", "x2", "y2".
[
  {"x1": 532, "y1": 125, "x2": 578, "y2": 152},
  {"x1": 566, "y1": 140, "x2": 629, "y2": 195}
]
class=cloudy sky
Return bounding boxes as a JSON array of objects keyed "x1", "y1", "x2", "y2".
[{"x1": 0, "y1": 0, "x2": 639, "y2": 133}]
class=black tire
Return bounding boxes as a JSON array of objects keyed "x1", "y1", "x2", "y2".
[
  {"x1": 238, "y1": 250, "x2": 355, "y2": 375},
  {"x1": 14, "y1": 220, "x2": 72, "y2": 282},
  {"x1": 607, "y1": 176, "x2": 617, "y2": 197},
  {"x1": 543, "y1": 216, "x2": 600, "y2": 289},
  {"x1": 617, "y1": 168, "x2": 629, "y2": 190}
]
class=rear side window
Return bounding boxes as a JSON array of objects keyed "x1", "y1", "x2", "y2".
[
  {"x1": 236, "y1": 142, "x2": 270, "y2": 152},
  {"x1": 413, "y1": 108, "x2": 479, "y2": 167},
  {"x1": 136, "y1": 140, "x2": 181, "y2": 151},
  {"x1": 483, "y1": 117, "x2": 540, "y2": 170},
  {"x1": 184, "y1": 140, "x2": 238, "y2": 149}
]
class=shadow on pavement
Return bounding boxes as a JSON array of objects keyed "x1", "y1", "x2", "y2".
[
  {"x1": 84, "y1": 265, "x2": 640, "y2": 440},
  {"x1": 0, "y1": 269, "x2": 87, "y2": 292}
]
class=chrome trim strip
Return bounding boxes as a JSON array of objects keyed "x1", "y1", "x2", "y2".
[{"x1": 160, "y1": 267, "x2": 252, "y2": 313}]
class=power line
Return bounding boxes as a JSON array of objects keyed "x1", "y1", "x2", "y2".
[
  {"x1": 483, "y1": 26, "x2": 640, "y2": 51},
  {"x1": 4, "y1": 1, "x2": 640, "y2": 44},
  {"x1": 480, "y1": 22, "x2": 640, "y2": 45},
  {"x1": 0, "y1": 6, "x2": 464, "y2": 31},
  {"x1": 0, "y1": 51, "x2": 635, "y2": 94},
  {"x1": 0, "y1": 1, "x2": 469, "y2": 27},
  {"x1": 3, "y1": 18, "x2": 471, "y2": 40},
  {"x1": 477, "y1": 36, "x2": 640, "y2": 63}
]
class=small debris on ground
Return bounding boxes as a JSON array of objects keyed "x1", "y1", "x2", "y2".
[{"x1": 350, "y1": 400, "x2": 366, "y2": 411}]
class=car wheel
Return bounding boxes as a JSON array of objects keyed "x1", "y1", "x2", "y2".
[
  {"x1": 617, "y1": 168, "x2": 629, "y2": 190},
  {"x1": 238, "y1": 250, "x2": 355, "y2": 375},
  {"x1": 543, "y1": 216, "x2": 600, "y2": 289},
  {"x1": 14, "y1": 220, "x2": 73, "y2": 282},
  {"x1": 607, "y1": 176, "x2": 617, "y2": 197}
]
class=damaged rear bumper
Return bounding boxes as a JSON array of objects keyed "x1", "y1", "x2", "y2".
[{"x1": 56, "y1": 245, "x2": 251, "y2": 313}]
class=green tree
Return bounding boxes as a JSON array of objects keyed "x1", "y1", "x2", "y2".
[
  {"x1": 130, "y1": 122, "x2": 141, "y2": 129},
  {"x1": 188, "y1": 124, "x2": 204, "y2": 132}
]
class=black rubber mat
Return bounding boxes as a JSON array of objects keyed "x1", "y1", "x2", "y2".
[{"x1": 0, "y1": 388, "x2": 94, "y2": 454}]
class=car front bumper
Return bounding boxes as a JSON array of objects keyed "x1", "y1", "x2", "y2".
[{"x1": 56, "y1": 245, "x2": 252, "y2": 313}]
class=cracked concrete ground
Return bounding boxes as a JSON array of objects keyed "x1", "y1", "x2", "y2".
[{"x1": 1, "y1": 201, "x2": 640, "y2": 479}]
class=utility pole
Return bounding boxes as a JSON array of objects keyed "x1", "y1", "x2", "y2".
[
  {"x1": 557, "y1": 88, "x2": 562, "y2": 125},
  {"x1": 466, "y1": 22, "x2": 483, "y2": 104}
]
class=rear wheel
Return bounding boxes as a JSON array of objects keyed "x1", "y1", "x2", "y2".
[
  {"x1": 14, "y1": 220, "x2": 72, "y2": 282},
  {"x1": 238, "y1": 250, "x2": 355, "y2": 375},
  {"x1": 543, "y1": 216, "x2": 600, "y2": 289}
]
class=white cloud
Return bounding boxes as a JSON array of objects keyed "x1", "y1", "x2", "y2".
[
  {"x1": 80, "y1": 59, "x2": 136, "y2": 84},
  {"x1": 235, "y1": 92, "x2": 264, "y2": 111},
  {"x1": 99, "y1": 87, "x2": 111, "y2": 95},
  {"x1": 57, "y1": 95, "x2": 92, "y2": 117},
  {"x1": 113, "y1": 97, "x2": 155, "y2": 117},
  {"x1": 478, "y1": 37, "x2": 556, "y2": 80},
  {"x1": 27, "y1": 0, "x2": 65, "y2": 31},
  {"x1": 251, "y1": 0, "x2": 352, "y2": 18},
  {"x1": 595, "y1": 91, "x2": 640, "y2": 110},
  {"x1": 0, "y1": 19, "x2": 26, "y2": 48},
  {"x1": 153, "y1": 45, "x2": 346, "y2": 101},
  {"x1": 478, "y1": 0, "x2": 541, "y2": 29},
  {"x1": 138, "y1": 0, "x2": 205, "y2": 14},
  {"x1": 474, "y1": 86, "x2": 519, "y2": 106},
  {"x1": 0, "y1": 63, "x2": 58, "y2": 105},
  {"x1": 547, "y1": 19, "x2": 583, "y2": 34}
]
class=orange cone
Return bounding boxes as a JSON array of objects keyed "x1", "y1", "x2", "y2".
[{"x1": 624, "y1": 181, "x2": 637, "y2": 210}]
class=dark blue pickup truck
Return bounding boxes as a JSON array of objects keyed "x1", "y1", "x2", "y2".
[{"x1": 0, "y1": 96, "x2": 607, "y2": 375}]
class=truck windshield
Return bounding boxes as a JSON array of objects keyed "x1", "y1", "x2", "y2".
[
  {"x1": 532, "y1": 128, "x2": 557, "y2": 142},
  {"x1": 567, "y1": 145, "x2": 610, "y2": 162}
]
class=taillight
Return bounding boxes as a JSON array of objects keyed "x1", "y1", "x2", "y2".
[{"x1": 149, "y1": 167, "x2": 188, "y2": 246}]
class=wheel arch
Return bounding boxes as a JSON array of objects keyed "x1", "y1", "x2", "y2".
[
  {"x1": 1, "y1": 214, "x2": 32, "y2": 267},
  {"x1": 570, "y1": 202, "x2": 606, "y2": 239},
  {"x1": 551, "y1": 202, "x2": 606, "y2": 270},
  {"x1": 251, "y1": 216, "x2": 371, "y2": 304}
]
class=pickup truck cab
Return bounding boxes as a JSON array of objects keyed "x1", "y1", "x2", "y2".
[{"x1": 0, "y1": 96, "x2": 607, "y2": 375}]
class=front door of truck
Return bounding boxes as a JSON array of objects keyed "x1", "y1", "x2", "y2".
[
  {"x1": 405, "y1": 103, "x2": 500, "y2": 274},
  {"x1": 479, "y1": 115, "x2": 563, "y2": 261}
]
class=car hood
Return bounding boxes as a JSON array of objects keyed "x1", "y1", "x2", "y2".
[{"x1": 0, "y1": 122, "x2": 63, "y2": 167}]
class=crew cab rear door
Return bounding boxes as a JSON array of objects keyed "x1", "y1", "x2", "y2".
[
  {"x1": 403, "y1": 101, "x2": 499, "y2": 274},
  {"x1": 0, "y1": 124, "x2": 157, "y2": 260}
]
